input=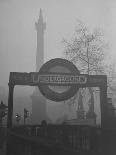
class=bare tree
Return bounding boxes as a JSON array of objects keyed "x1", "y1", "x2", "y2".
[
  {"x1": 62, "y1": 20, "x2": 108, "y2": 112},
  {"x1": 63, "y1": 20, "x2": 107, "y2": 75}
]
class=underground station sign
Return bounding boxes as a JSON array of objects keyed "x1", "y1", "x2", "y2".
[
  {"x1": 38, "y1": 58, "x2": 85, "y2": 101},
  {"x1": 9, "y1": 58, "x2": 107, "y2": 101}
]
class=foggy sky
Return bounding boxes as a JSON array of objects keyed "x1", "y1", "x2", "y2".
[
  {"x1": 0, "y1": 0, "x2": 116, "y2": 91},
  {"x1": 0, "y1": 0, "x2": 116, "y2": 122}
]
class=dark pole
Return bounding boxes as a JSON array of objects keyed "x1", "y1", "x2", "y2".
[
  {"x1": 100, "y1": 86, "x2": 110, "y2": 155},
  {"x1": 100, "y1": 85, "x2": 107, "y2": 129},
  {"x1": 7, "y1": 83, "x2": 14, "y2": 129},
  {"x1": 6, "y1": 83, "x2": 14, "y2": 155}
]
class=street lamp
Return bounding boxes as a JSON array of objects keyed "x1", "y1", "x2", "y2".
[{"x1": 15, "y1": 113, "x2": 21, "y2": 125}]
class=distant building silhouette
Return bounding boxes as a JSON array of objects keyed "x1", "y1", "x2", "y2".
[
  {"x1": 76, "y1": 90, "x2": 85, "y2": 119},
  {"x1": 107, "y1": 98, "x2": 115, "y2": 116},
  {"x1": 86, "y1": 89, "x2": 96, "y2": 124},
  {"x1": 31, "y1": 9, "x2": 50, "y2": 124}
]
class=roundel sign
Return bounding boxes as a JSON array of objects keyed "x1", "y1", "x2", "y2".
[{"x1": 38, "y1": 58, "x2": 80, "y2": 101}]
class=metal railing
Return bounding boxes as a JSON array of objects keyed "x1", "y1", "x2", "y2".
[{"x1": 6, "y1": 124, "x2": 101, "y2": 155}]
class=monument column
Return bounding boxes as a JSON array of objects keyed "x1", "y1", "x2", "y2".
[
  {"x1": 35, "y1": 8, "x2": 46, "y2": 72},
  {"x1": 31, "y1": 9, "x2": 49, "y2": 124}
]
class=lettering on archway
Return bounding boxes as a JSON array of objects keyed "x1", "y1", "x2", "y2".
[{"x1": 7, "y1": 58, "x2": 107, "y2": 129}]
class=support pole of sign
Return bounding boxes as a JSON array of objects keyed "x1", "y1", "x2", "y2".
[
  {"x1": 100, "y1": 85, "x2": 109, "y2": 155},
  {"x1": 6, "y1": 83, "x2": 14, "y2": 155},
  {"x1": 7, "y1": 83, "x2": 14, "y2": 129},
  {"x1": 100, "y1": 85, "x2": 107, "y2": 129}
]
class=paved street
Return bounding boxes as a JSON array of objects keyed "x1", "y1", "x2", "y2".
[{"x1": 0, "y1": 148, "x2": 6, "y2": 155}]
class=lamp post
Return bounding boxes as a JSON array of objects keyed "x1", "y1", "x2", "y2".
[{"x1": 15, "y1": 113, "x2": 21, "y2": 125}]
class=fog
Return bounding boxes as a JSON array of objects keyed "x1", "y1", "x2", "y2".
[{"x1": 0, "y1": 0, "x2": 116, "y2": 123}]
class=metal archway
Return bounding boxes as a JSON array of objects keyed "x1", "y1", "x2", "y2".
[{"x1": 7, "y1": 59, "x2": 108, "y2": 129}]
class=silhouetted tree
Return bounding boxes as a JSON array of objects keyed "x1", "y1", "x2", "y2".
[
  {"x1": 63, "y1": 20, "x2": 107, "y2": 74},
  {"x1": 62, "y1": 20, "x2": 108, "y2": 109}
]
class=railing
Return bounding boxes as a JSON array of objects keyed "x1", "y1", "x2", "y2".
[{"x1": 6, "y1": 124, "x2": 101, "y2": 155}]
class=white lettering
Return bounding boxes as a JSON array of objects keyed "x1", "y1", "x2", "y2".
[{"x1": 31, "y1": 74, "x2": 87, "y2": 84}]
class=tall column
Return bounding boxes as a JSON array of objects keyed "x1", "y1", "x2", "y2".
[
  {"x1": 31, "y1": 9, "x2": 50, "y2": 124},
  {"x1": 35, "y1": 8, "x2": 46, "y2": 72}
]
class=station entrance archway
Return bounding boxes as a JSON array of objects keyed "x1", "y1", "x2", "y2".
[{"x1": 7, "y1": 58, "x2": 108, "y2": 129}]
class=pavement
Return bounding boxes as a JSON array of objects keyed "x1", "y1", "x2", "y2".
[
  {"x1": 0, "y1": 140, "x2": 7, "y2": 155},
  {"x1": 0, "y1": 126, "x2": 7, "y2": 155},
  {"x1": 0, "y1": 148, "x2": 6, "y2": 155}
]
